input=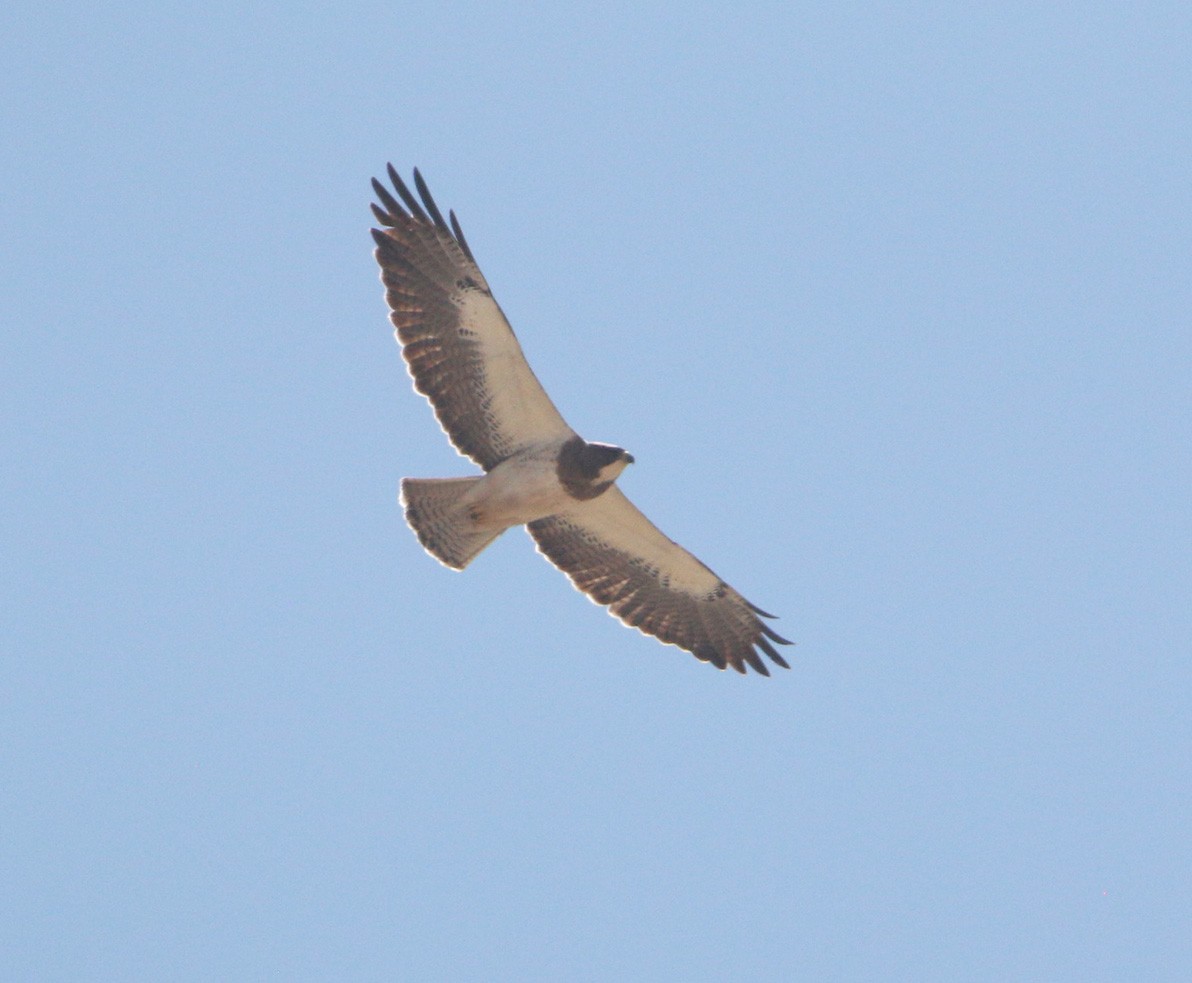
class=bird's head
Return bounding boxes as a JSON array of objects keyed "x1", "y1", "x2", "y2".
[{"x1": 585, "y1": 442, "x2": 635, "y2": 482}]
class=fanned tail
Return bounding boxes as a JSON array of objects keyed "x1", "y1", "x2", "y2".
[{"x1": 400, "y1": 477, "x2": 502, "y2": 570}]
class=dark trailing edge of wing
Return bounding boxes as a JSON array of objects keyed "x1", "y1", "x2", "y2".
[{"x1": 370, "y1": 164, "x2": 476, "y2": 264}]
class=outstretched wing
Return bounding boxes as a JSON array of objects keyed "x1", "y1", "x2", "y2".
[
  {"x1": 527, "y1": 488, "x2": 792, "y2": 675},
  {"x1": 371, "y1": 166, "x2": 575, "y2": 471}
]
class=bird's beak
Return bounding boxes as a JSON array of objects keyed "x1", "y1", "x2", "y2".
[{"x1": 625, "y1": 454, "x2": 635, "y2": 464}]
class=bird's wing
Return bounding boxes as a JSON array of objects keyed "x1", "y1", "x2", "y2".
[
  {"x1": 527, "y1": 488, "x2": 791, "y2": 675},
  {"x1": 371, "y1": 166, "x2": 575, "y2": 471}
]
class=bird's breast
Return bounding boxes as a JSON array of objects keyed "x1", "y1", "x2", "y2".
[{"x1": 466, "y1": 452, "x2": 575, "y2": 530}]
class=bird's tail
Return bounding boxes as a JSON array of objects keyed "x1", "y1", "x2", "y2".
[{"x1": 400, "y1": 477, "x2": 503, "y2": 570}]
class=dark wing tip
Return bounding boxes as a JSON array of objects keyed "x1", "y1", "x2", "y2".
[
  {"x1": 759, "y1": 620, "x2": 793, "y2": 646},
  {"x1": 372, "y1": 165, "x2": 474, "y2": 262},
  {"x1": 370, "y1": 201, "x2": 396, "y2": 226},
  {"x1": 741, "y1": 648, "x2": 772, "y2": 676},
  {"x1": 693, "y1": 644, "x2": 727, "y2": 671},
  {"x1": 371, "y1": 176, "x2": 401, "y2": 216},
  {"x1": 449, "y1": 209, "x2": 476, "y2": 263},
  {"x1": 370, "y1": 227, "x2": 398, "y2": 256},
  {"x1": 746, "y1": 599, "x2": 779, "y2": 619},
  {"x1": 756, "y1": 635, "x2": 791, "y2": 670},
  {"x1": 746, "y1": 599, "x2": 793, "y2": 673},
  {"x1": 383, "y1": 163, "x2": 430, "y2": 224},
  {"x1": 412, "y1": 168, "x2": 451, "y2": 234}
]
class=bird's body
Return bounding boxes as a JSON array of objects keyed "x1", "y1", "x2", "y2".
[
  {"x1": 452, "y1": 448, "x2": 573, "y2": 533},
  {"x1": 372, "y1": 166, "x2": 791, "y2": 675}
]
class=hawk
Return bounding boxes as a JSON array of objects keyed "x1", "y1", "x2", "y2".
[{"x1": 371, "y1": 166, "x2": 791, "y2": 675}]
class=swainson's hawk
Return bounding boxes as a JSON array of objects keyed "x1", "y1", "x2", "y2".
[{"x1": 371, "y1": 166, "x2": 791, "y2": 675}]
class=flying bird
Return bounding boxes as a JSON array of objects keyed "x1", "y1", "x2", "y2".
[{"x1": 371, "y1": 166, "x2": 791, "y2": 675}]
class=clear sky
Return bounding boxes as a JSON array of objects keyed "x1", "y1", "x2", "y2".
[{"x1": 3, "y1": 2, "x2": 1190, "y2": 980}]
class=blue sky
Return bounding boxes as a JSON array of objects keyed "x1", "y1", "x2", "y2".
[{"x1": 3, "y1": 2, "x2": 1190, "y2": 979}]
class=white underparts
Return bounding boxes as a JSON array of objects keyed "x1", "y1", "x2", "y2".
[{"x1": 461, "y1": 453, "x2": 576, "y2": 530}]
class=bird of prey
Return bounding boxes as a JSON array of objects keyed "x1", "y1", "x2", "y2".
[{"x1": 370, "y1": 166, "x2": 791, "y2": 675}]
